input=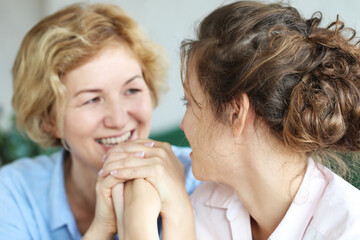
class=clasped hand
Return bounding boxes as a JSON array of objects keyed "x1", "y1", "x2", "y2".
[{"x1": 96, "y1": 139, "x2": 190, "y2": 239}]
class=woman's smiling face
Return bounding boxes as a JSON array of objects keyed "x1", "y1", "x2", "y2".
[{"x1": 56, "y1": 41, "x2": 153, "y2": 171}]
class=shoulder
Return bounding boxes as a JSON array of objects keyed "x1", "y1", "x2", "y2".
[
  {"x1": 190, "y1": 181, "x2": 236, "y2": 205},
  {"x1": 0, "y1": 151, "x2": 62, "y2": 185},
  {"x1": 0, "y1": 151, "x2": 64, "y2": 202},
  {"x1": 0, "y1": 151, "x2": 64, "y2": 239},
  {"x1": 311, "y1": 167, "x2": 360, "y2": 238}
]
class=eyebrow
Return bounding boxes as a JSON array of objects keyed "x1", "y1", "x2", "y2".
[{"x1": 73, "y1": 75, "x2": 143, "y2": 97}]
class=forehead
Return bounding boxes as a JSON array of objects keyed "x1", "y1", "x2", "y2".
[
  {"x1": 184, "y1": 53, "x2": 200, "y2": 93},
  {"x1": 61, "y1": 41, "x2": 141, "y2": 88},
  {"x1": 184, "y1": 69, "x2": 208, "y2": 112}
]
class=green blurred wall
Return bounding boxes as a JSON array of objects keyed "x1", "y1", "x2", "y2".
[
  {"x1": 1, "y1": 126, "x2": 359, "y2": 190},
  {"x1": 150, "y1": 127, "x2": 189, "y2": 147}
]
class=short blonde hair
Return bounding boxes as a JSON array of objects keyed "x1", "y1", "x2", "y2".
[{"x1": 12, "y1": 3, "x2": 167, "y2": 148}]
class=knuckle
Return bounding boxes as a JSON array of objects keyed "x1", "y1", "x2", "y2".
[
  {"x1": 157, "y1": 148, "x2": 167, "y2": 159},
  {"x1": 163, "y1": 141, "x2": 171, "y2": 149},
  {"x1": 154, "y1": 164, "x2": 165, "y2": 175},
  {"x1": 121, "y1": 158, "x2": 130, "y2": 168},
  {"x1": 152, "y1": 156, "x2": 162, "y2": 164},
  {"x1": 158, "y1": 141, "x2": 171, "y2": 150},
  {"x1": 124, "y1": 168, "x2": 135, "y2": 179}
]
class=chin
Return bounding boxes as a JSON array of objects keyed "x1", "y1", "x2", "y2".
[{"x1": 191, "y1": 163, "x2": 208, "y2": 181}]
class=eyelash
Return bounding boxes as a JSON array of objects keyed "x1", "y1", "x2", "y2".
[
  {"x1": 82, "y1": 88, "x2": 141, "y2": 106},
  {"x1": 85, "y1": 97, "x2": 101, "y2": 105},
  {"x1": 126, "y1": 88, "x2": 141, "y2": 95},
  {"x1": 181, "y1": 96, "x2": 189, "y2": 106}
]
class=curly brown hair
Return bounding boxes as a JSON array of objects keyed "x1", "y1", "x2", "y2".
[{"x1": 181, "y1": 1, "x2": 360, "y2": 176}]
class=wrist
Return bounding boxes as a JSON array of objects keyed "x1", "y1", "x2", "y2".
[
  {"x1": 161, "y1": 194, "x2": 196, "y2": 240},
  {"x1": 124, "y1": 214, "x2": 159, "y2": 240},
  {"x1": 82, "y1": 219, "x2": 116, "y2": 240}
]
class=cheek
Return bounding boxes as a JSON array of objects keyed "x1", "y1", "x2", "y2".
[
  {"x1": 130, "y1": 92, "x2": 153, "y2": 125},
  {"x1": 63, "y1": 109, "x2": 102, "y2": 138}
]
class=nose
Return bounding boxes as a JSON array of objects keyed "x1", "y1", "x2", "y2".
[
  {"x1": 103, "y1": 100, "x2": 128, "y2": 128},
  {"x1": 180, "y1": 116, "x2": 185, "y2": 131}
]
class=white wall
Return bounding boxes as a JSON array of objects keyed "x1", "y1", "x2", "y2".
[
  {"x1": 1, "y1": 0, "x2": 360, "y2": 134},
  {"x1": 0, "y1": 0, "x2": 45, "y2": 129}
]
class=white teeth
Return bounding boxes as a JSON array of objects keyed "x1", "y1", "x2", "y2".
[{"x1": 98, "y1": 132, "x2": 131, "y2": 146}]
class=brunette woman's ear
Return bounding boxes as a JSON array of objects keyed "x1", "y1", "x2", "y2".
[{"x1": 229, "y1": 93, "x2": 250, "y2": 136}]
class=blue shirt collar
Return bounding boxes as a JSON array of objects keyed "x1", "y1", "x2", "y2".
[{"x1": 49, "y1": 150, "x2": 81, "y2": 238}]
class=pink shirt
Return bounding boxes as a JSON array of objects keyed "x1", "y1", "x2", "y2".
[{"x1": 190, "y1": 160, "x2": 360, "y2": 239}]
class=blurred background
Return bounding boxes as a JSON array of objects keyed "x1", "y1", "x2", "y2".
[
  {"x1": 2, "y1": 0, "x2": 360, "y2": 134},
  {"x1": 0, "y1": 0, "x2": 359, "y2": 188}
]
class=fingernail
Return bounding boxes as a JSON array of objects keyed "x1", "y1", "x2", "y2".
[
  {"x1": 110, "y1": 170, "x2": 118, "y2": 175},
  {"x1": 98, "y1": 169, "x2": 104, "y2": 176},
  {"x1": 144, "y1": 142, "x2": 155, "y2": 147},
  {"x1": 134, "y1": 151, "x2": 145, "y2": 157},
  {"x1": 102, "y1": 154, "x2": 107, "y2": 162}
]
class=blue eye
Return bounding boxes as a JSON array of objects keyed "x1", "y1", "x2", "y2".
[
  {"x1": 85, "y1": 97, "x2": 100, "y2": 105},
  {"x1": 126, "y1": 88, "x2": 141, "y2": 95}
]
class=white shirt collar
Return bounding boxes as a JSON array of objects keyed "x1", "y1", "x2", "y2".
[{"x1": 203, "y1": 159, "x2": 328, "y2": 239}]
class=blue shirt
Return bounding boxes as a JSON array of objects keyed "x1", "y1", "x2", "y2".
[{"x1": 0, "y1": 146, "x2": 200, "y2": 240}]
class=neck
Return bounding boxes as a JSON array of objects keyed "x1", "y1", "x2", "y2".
[
  {"x1": 224, "y1": 141, "x2": 306, "y2": 238},
  {"x1": 64, "y1": 152, "x2": 98, "y2": 233}
]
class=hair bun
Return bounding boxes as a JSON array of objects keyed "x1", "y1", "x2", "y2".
[
  {"x1": 284, "y1": 76, "x2": 360, "y2": 151},
  {"x1": 282, "y1": 15, "x2": 360, "y2": 153}
]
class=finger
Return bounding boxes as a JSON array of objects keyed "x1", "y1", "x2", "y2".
[
  {"x1": 103, "y1": 141, "x2": 155, "y2": 164},
  {"x1": 107, "y1": 139, "x2": 164, "y2": 156},
  {"x1": 96, "y1": 175, "x2": 127, "y2": 198},
  {"x1": 101, "y1": 157, "x2": 161, "y2": 177},
  {"x1": 102, "y1": 151, "x2": 131, "y2": 164},
  {"x1": 108, "y1": 163, "x2": 164, "y2": 182},
  {"x1": 102, "y1": 152, "x2": 142, "y2": 172},
  {"x1": 116, "y1": 141, "x2": 172, "y2": 161}
]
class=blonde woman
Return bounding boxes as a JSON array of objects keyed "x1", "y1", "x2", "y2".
[{"x1": 0, "y1": 3, "x2": 199, "y2": 240}]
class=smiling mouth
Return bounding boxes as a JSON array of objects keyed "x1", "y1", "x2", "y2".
[{"x1": 96, "y1": 131, "x2": 132, "y2": 146}]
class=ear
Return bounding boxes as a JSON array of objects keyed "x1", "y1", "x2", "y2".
[
  {"x1": 229, "y1": 93, "x2": 250, "y2": 136},
  {"x1": 42, "y1": 114, "x2": 61, "y2": 138}
]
